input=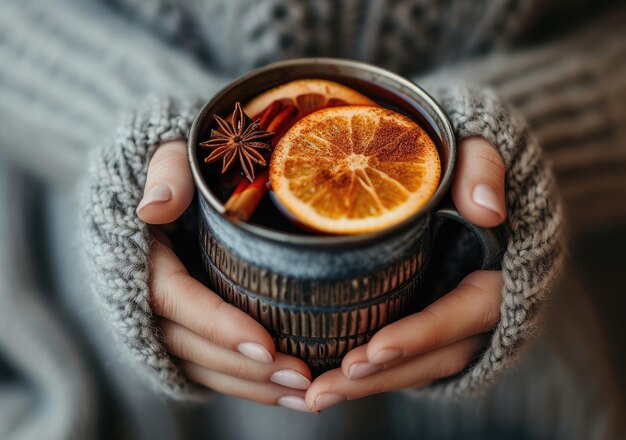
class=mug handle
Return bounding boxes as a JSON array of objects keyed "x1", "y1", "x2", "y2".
[{"x1": 433, "y1": 199, "x2": 507, "y2": 270}]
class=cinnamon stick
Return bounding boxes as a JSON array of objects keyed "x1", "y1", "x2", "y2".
[
  {"x1": 225, "y1": 170, "x2": 269, "y2": 221},
  {"x1": 267, "y1": 105, "x2": 298, "y2": 144},
  {"x1": 223, "y1": 177, "x2": 250, "y2": 212},
  {"x1": 258, "y1": 100, "x2": 283, "y2": 130}
]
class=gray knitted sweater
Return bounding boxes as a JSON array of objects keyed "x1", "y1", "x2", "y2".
[{"x1": 1, "y1": 0, "x2": 625, "y2": 439}]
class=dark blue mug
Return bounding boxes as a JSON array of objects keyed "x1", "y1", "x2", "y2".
[{"x1": 188, "y1": 58, "x2": 505, "y2": 376}]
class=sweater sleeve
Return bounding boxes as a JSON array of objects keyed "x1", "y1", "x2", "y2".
[
  {"x1": 449, "y1": 6, "x2": 626, "y2": 237},
  {"x1": 408, "y1": 80, "x2": 564, "y2": 398},
  {"x1": 78, "y1": 96, "x2": 205, "y2": 400},
  {"x1": 0, "y1": 0, "x2": 224, "y2": 187},
  {"x1": 405, "y1": 10, "x2": 623, "y2": 396}
]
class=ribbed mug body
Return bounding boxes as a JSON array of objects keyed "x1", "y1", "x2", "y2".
[
  {"x1": 188, "y1": 58, "x2": 457, "y2": 375},
  {"x1": 198, "y1": 196, "x2": 432, "y2": 375}
]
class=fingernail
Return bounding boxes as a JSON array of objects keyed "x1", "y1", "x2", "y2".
[
  {"x1": 237, "y1": 342, "x2": 273, "y2": 364},
  {"x1": 347, "y1": 362, "x2": 383, "y2": 380},
  {"x1": 369, "y1": 347, "x2": 403, "y2": 364},
  {"x1": 270, "y1": 370, "x2": 311, "y2": 390},
  {"x1": 136, "y1": 184, "x2": 172, "y2": 213},
  {"x1": 311, "y1": 393, "x2": 346, "y2": 411},
  {"x1": 472, "y1": 184, "x2": 505, "y2": 219},
  {"x1": 277, "y1": 395, "x2": 312, "y2": 412}
]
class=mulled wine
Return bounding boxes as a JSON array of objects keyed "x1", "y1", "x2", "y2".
[
  {"x1": 199, "y1": 75, "x2": 446, "y2": 236},
  {"x1": 188, "y1": 59, "x2": 503, "y2": 376}
]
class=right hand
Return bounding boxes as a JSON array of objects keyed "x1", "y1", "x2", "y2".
[{"x1": 136, "y1": 140, "x2": 313, "y2": 412}]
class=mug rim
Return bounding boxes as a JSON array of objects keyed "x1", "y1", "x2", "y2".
[{"x1": 188, "y1": 57, "x2": 456, "y2": 248}]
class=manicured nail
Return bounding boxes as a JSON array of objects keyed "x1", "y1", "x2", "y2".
[
  {"x1": 311, "y1": 393, "x2": 346, "y2": 411},
  {"x1": 237, "y1": 342, "x2": 273, "y2": 363},
  {"x1": 369, "y1": 347, "x2": 403, "y2": 364},
  {"x1": 277, "y1": 395, "x2": 312, "y2": 412},
  {"x1": 136, "y1": 184, "x2": 172, "y2": 213},
  {"x1": 347, "y1": 362, "x2": 383, "y2": 380},
  {"x1": 270, "y1": 370, "x2": 311, "y2": 390},
  {"x1": 472, "y1": 184, "x2": 505, "y2": 219}
]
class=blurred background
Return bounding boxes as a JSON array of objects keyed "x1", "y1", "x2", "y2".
[{"x1": 1, "y1": 0, "x2": 625, "y2": 439}]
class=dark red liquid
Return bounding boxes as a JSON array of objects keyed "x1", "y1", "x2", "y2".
[{"x1": 202, "y1": 76, "x2": 446, "y2": 235}]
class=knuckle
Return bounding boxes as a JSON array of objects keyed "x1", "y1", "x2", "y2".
[
  {"x1": 459, "y1": 272, "x2": 500, "y2": 299},
  {"x1": 148, "y1": 245, "x2": 188, "y2": 316},
  {"x1": 198, "y1": 299, "x2": 229, "y2": 344},
  {"x1": 459, "y1": 273, "x2": 503, "y2": 332},
  {"x1": 150, "y1": 229, "x2": 174, "y2": 249},
  {"x1": 480, "y1": 298, "x2": 502, "y2": 330},
  {"x1": 159, "y1": 139, "x2": 186, "y2": 154},
  {"x1": 149, "y1": 278, "x2": 168, "y2": 315},
  {"x1": 421, "y1": 307, "x2": 443, "y2": 323},
  {"x1": 162, "y1": 323, "x2": 186, "y2": 357},
  {"x1": 474, "y1": 311, "x2": 499, "y2": 335},
  {"x1": 369, "y1": 378, "x2": 392, "y2": 396},
  {"x1": 413, "y1": 309, "x2": 444, "y2": 347},
  {"x1": 460, "y1": 270, "x2": 485, "y2": 287},
  {"x1": 151, "y1": 271, "x2": 186, "y2": 317},
  {"x1": 475, "y1": 153, "x2": 505, "y2": 181},
  {"x1": 152, "y1": 141, "x2": 184, "y2": 164},
  {"x1": 151, "y1": 142, "x2": 187, "y2": 175},
  {"x1": 225, "y1": 359, "x2": 251, "y2": 379},
  {"x1": 198, "y1": 319, "x2": 218, "y2": 345}
]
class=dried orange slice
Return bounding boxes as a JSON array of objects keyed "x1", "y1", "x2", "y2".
[
  {"x1": 270, "y1": 106, "x2": 441, "y2": 234},
  {"x1": 244, "y1": 79, "x2": 377, "y2": 119}
]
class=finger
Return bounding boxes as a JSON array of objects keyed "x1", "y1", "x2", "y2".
[
  {"x1": 160, "y1": 318, "x2": 312, "y2": 388},
  {"x1": 137, "y1": 139, "x2": 195, "y2": 225},
  {"x1": 149, "y1": 239, "x2": 277, "y2": 363},
  {"x1": 149, "y1": 226, "x2": 174, "y2": 249},
  {"x1": 362, "y1": 270, "x2": 502, "y2": 366},
  {"x1": 181, "y1": 361, "x2": 313, "y2": 412},
  {"x1": 451, "y1": 136, "x2": 506, "y2": 227},
  {"x1": 306, "y1": 335, "x2": 487, "y2": 411}
]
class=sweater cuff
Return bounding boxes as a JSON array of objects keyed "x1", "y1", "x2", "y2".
[
  {"x1": 0, "y1": 1, "x2": 223, "y2": 187},
  {"x1": 408, "y1": 80, "x2": 564, "y2": 398},
  {"x1": 79, "y1": 97, "x2": 205, "y2": 400},
  {"x1": 449, "y1": 7, "x2": 626, "y2": 235}
]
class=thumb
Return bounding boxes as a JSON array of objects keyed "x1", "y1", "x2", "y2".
[
  {"x1": 136, "y1": 140, "x2": 195, "y2": 224},
  {"x1": 451, "y1": 136, "x2": 506, "y2": 228}
]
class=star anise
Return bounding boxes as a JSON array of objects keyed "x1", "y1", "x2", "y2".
[{"x1": 200, "y1": 102, "x2": 274, "y2": 181}]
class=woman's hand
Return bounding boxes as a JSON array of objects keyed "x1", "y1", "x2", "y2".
[
  {"x1": 304, "y1": 136, "x2": 507, "y2": 411},
  {"x1": 137, "y1": 140, "x2": 314, "y2": 412},
  {"x1": 137, "y1": 136, "x2": 506, "y2": 412}
]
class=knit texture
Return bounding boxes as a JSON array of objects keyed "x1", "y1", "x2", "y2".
[
  {"x1": 0, "y1": 0, "x2": 224, "y2": 186},
  {"x1": 451, "y1": 7, "x2": 626, "y2": 236},
  {"x1": 77, "y1": 81, "x2": 562, "y2": 398},
  {"x1": 111, "y1": 0, "x2": 547, "y2": 75},
  {"x1": 0, "y1": 0, "x2": 622, "y2": 437},
  {"x1": 411, "y1": 80, "x2": 564, "y2": 397},
  {"x1": 79, "y1": 97, "x2": 203, "y2": 399}
]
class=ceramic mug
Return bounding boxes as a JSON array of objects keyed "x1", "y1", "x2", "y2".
[{"x1": 188, "y1": 58, "x2": 506, "y2": 376}]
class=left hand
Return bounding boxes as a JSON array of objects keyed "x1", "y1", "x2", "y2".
[{"x1": 305, "y1": 136, "x2": 507, "y2": 412}]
